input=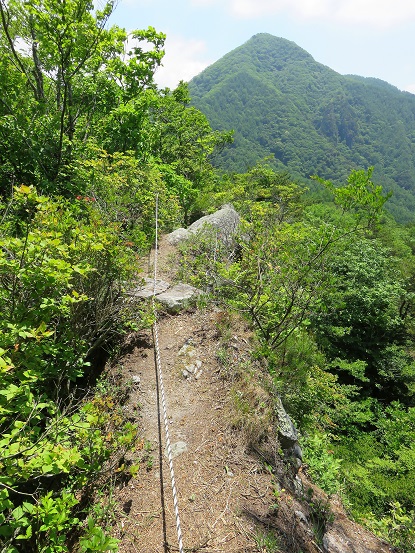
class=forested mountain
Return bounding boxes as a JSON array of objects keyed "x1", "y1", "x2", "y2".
[{"x1": 189, "y1": 33, "x2": 415, "y2": 223}]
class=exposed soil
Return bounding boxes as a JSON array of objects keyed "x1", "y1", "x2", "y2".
[
  {"x1": 113, "y1": 308, "x2": 280, "y2": 553},
  {"x1": 108, "y1": 237, "x2": 395, "y2": 553}
]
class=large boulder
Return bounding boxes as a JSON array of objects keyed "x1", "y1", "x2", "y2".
[
  {"x1": 165, "y1": 227, "x2": 188, "y2": 246},
  {"x1": 166, "y1": 204, "x2": 240, "y2": 246}
]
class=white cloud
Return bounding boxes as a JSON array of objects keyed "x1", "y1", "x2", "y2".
[
  {"x1": 154, "y1": 35, "x2": 212, "y2": 89},
  {"x1": 226, "y1": 0, "x2": 415, "y2": 28},
  {"x1": 333, "y1": 0, "x2": 415, "y2": 26},
  {"x1": 404, "y1": 84, "x2": 415, "y2": 95}
]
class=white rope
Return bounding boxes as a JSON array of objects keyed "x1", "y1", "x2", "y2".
[{"x1": 152, "y1": 194, "x2": 185, "y2": 553}]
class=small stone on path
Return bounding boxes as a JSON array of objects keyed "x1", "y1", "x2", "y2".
[{"x1": 167, "y1": 441, "x2": 188, "y2": 460}]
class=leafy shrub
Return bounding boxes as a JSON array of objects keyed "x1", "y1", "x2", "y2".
[
  {"x1": 365, "y1": 502, "x2": 415, "y2": 553},
  {"x1": 75, "y1": 149, "x2": 183, "y2": 250},
  {"x1": 302, "y1": 433, "x2": 342, "y2": 495},
  {"x1": 177, "y1": 224, "x2": 239, "y2": 293},
  {"x1": 0, "y1": 186, "x2": 141, "y2": 552}
]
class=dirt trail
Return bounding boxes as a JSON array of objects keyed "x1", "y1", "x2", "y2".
[
  {"x1": 110, "y1": 237, "x2": 394, "y2": 553},
  {"x1": 112, "y1": 239, "x2": 276, "y2": 552}
]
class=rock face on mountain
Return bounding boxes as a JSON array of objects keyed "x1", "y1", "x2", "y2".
[
  {"x1": 274, "y1": 396, "x2": 303, "y2": 466},
  {"x1": 166, "y1": 204, "x2": 240, "y2": 246}
]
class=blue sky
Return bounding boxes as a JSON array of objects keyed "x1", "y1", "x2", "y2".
[{"x1": 109, "y1": 0, "x2": 415, "y2": 94}]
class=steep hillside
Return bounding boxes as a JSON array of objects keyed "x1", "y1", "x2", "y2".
[{"x1": 189, "y1": 33, "x2": 415, "y2": 222}]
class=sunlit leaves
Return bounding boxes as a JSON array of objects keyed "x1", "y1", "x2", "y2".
[
  {"x1": 0, "y1": 0, "x2": 166, "y2": 192},
  {"x1": 313, "y1": 167, "x2": 392, "y2": 226},
  {"x1": 0, "y1": 187, "x2": 139, "y2": 551}
]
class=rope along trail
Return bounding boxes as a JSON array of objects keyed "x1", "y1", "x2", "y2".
[{"x1": 151, "y1": 195, "x2": 184, "y2": 553}]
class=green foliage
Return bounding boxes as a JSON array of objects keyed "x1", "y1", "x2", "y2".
[
  {"x1": 0, "y1": 186, "x2": 141, "y2": 552},
  {"x1": 79, "y1": 518, "x2": 118, "y2": 552},
  {"x1": 312, "y1": 236, "x2": 412, "y2": 400},
  {"x1": 334, "y1": 403, "x2": 415, "y2": 520},
  {"x1": 366, "y1": 502, "x2": 415, "y2": 553},
  {"x1": 95, "y1": 82, "x2": 232, "y2": 222},
  {"x1": 214, "y1": 160, "x2": 306, "y2": 222},
  {"x1": 313, "y1": 167, "x2": 392, "y2": 226},
  {"x1": 274, "y1": 332, "x2": 355, "y2": 432},
  {"x1": 177, "y1": 224, "x2": 239, "y2": 293},
  {"x1": 215, "y1": 168, "x2": 390, "y2": 359},
  {"x1": 74, "y1": 149, "x2": 183, "y2": 248},
  {"x1": 303, "y1": 433, "x2": 342, "y2": 495},
  {"x1": 254, "y1": 530, "x2": 282, "y2": 552},
  {"x1": 0, "y1": 0, "x2": 165, "y2": 194}
]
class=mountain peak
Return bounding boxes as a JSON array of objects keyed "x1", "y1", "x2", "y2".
[
  {"x1": 246, "y1": 33, "x2": 314, "y2": 60},
  {"x1": 224, "y1": 33, "x2": 316, "y2": 73},
  {"x1": 189, "y1": 34, "x2": 415, "y2": 223}
]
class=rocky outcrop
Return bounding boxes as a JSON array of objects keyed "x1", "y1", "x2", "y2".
[
  {"x1": 275, "y1": 396, "x2": 303, "y2": 467},
  {"x1": 166, "y1": 204, "x2": 240, "y2": 246},
  {"x1": 166, "y1": 227, "x2": 189, "y2": 245},
  {"x1": 322, "y1": 495, "x2": 394, "y2": 553}
]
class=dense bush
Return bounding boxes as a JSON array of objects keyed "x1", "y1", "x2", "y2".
[{"x1": 0, "y1": 186, "x2": 141, "y2": 552}]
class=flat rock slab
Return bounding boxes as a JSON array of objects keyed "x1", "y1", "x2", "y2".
[
  {"x1": 129, "y1": 279, "x2": 203, "y2": 314},
  {"x1": 130, "y1": 278, "x2": 170, "y2": 298},
  {"x1": 156, "y1": 283, "x2": 202, "y2": 313}
]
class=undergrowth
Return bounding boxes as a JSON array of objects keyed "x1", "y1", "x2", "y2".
[{"x1": 0, "y1": 187, "x2": 146, "y2": 552}]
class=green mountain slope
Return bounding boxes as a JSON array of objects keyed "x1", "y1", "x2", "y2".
[{"x1": 189, "y1": 33, "x2": 415, "y2": 222}]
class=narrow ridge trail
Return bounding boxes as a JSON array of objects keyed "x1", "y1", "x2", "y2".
[
  {"x1": 110, "y1": 237, "x2": 394, "y2": 553},
  {"x1": 112, "y1": 238, "x2": 276, "y2": 552}
]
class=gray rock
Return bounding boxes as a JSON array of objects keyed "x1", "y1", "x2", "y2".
[
  {"x1": 295, "y1": 510, "x2": 308, "y2": 525},
  {"x1": 323, "y1": 530, "x2": 354, "y2": 553},
  {"x1": 165, "y1": 204, "x2": 240, "y2": 246},
  {"x1": 131, "y1": 375, "x2": 141, "y2": 385},
  {"x1": 292, "y1": 443, "x2": 303, "y2": 461},
  {"x1": 156, "y1": 283, "x2": 202, "y2": 313},
  {"x1": 293, "y1": 475, "x2": 304, "y2": 495},
  {"x1": 187, "y1": 204, "x2": 240, "y2": 245},
  {"x1": 178, "y1": 343, "x2": 195, "y2": 357},
  {"x1": 275, "y1": 396, "x2": 298, "y2": 449},
  {"x1": 166, "y1": 227, "x2": 189, "y2": 245},
  {"x1": 130, "y1": 277, "x2": 170, "y2": 298},
  {"x1": 167, "y1": 441, "x2": 188, "y2": 460},
  {"x1": 128, "y1": 278, "x2": 203, "y2": 314}
]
